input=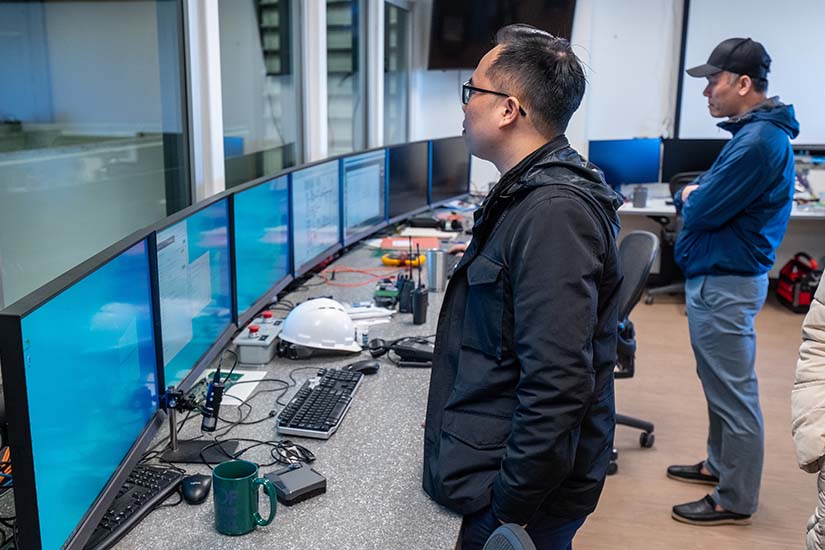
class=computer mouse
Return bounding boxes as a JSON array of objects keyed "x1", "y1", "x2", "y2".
[
  {"x1": 181, "y1": 473, "x2": 212, "y2": 505},
  {"x1": 345, "y1": 359, "x2": 380, "y2": 375}
]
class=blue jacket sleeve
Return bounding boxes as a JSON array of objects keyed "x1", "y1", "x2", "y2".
[
  {"x1": 491, "y1": 196, "x2": 602, "y2": 525},
  {"x1": 680, "y1": 139, "x2": 770, "y2": 232},
  {"x1": 672, "y1": 184, "x2": 685, "y2": 212}
]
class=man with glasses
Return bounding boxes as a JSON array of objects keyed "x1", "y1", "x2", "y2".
[
  {"x1": 667, "y1": 37, "x2": 799, "y2": 526},
  {"x1": 423, "y1": 24, "x2": 622, "y2": 549}
]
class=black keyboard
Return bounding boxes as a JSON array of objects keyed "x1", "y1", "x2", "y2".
[
  {"x1": 84, "y1": 464, "x2": 183, "y2": 550},
  {"x1": 277, "y1": 368, "x2": 363, "y2": 439}
]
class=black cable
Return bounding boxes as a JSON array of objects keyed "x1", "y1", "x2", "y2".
[
  {"x1": 276, "y1": 366, "x2": 323, "y2": 406},
  {"x1": 157, "y1": 491, "x2": 184, "y2": 508},
  {"x1": 207, "y1": 378, "x2": 290, "y2": 438},
  {"x1": 219, "y1": 348, "x2": 240, "y2": 382},
  {"x1": 197, "y1": 437, "x2": 315, "y2": 470}
]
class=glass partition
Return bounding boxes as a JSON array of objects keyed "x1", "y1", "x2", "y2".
[
  {"x1": 219, "y1": 0, "x2": 302, "y2": 188},
  {"x1": 384, "y1": 2, "x2": 410, "y2": 145},
  {"x1": 0, "y1": 0, "x2": 190, "y2": 309},
  {"x1": 327, "y1": 0, "x2": 367, "y2": 155}
]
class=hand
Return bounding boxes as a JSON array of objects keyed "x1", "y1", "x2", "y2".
[
  {"x1": 448, "y1": 243, "x2": 467, "y2": 255},
  {"x1": 681, "y1": 184, "x2": 699, "y2": 202}
]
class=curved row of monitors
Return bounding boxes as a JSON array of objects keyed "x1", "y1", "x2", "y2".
[{"x1": 0, "y1": 136, "x2": 469, "y2": 550}]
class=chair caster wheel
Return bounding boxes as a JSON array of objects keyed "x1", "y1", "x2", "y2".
[
  {"x1": 610, "y1": 448, "x2": 618, "y2": 461},
  {"x1": 645, "y1": 295, "x2": 654, "y2": 305},
  {"x1": 607, "y1": 462, "x2": 618, "y2": 476},
  {"x1": 640, "y1": 432, "x2": 655, "y2": 448}
]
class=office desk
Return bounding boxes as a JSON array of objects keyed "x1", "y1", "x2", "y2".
[
  {"x1": 115, "y1": 245, "x2": 462, "y2": 550},
  {"x1": 617, "y1": 184, "x2": 825, "y2": 277},
  {"x1": 618, "y1": 183, "x2": 825, "y2": 220}
]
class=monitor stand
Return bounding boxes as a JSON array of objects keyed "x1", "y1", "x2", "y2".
[{"x1": 160, "y1": 405, "x2": 239, "y2": 464}]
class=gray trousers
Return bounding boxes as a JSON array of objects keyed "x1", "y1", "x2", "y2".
[{"x1": 685, "y1": 273, "x2": 768, "y2": 515}]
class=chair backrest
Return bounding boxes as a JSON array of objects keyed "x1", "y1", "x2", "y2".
[
  {"x1": 617, "y1": 231, "x2": 660, "y2": 321},
  {"x1": 668, "y1": 171, "x2": 704, "y2": 200}
]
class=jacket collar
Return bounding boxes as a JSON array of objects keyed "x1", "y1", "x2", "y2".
[
  {"x1": 472, "y1": 135, "x2": 570, "y2": 236},
  {"x1": 718, "y1": 96, "x2": 783, "y2": 134}
]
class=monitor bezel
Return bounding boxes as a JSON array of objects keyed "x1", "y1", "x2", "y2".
[
  {"x1": 660, "y1": 138, "x2": 729, "y2": 183},
  {"x1": 0, "y1": 232, "x2": 166, "y2": 550},
  {"x1": 288, "y1": 157, "x2": 345, "y2": 278},
  {"x1": 231, "y1": 174, "x2": 294, "y2": 327},
  {"x1": 387, "y1": 139, "x2": 431, "y2": 224},
  {"x1": 341, "y1": 146, "x2": 390, "y2": 247},
  {"x1": 429, "y1": 136, "x2": 472, "y2": 208}
]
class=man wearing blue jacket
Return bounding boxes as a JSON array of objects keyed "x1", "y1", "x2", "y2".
[{"x1": 667, "y1": 37, "x2": 800, "y2": 525}]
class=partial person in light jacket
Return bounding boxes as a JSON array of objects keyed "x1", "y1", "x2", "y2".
[{"x1": 792, "y1": 277, "x2": 825, "y2": 550}]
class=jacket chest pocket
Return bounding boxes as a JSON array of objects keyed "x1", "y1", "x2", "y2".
[{"x1": 462, "y1": 255, "x2": 504, "y2": 360}]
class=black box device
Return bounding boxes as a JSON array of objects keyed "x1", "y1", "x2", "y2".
[{"x1": 264, "y1": 463, "x2": 327, "y2": 506}]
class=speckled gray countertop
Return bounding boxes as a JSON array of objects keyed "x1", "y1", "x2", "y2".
[{"x1": 114, "y1": 242, "x2": 464, "y2": 550}]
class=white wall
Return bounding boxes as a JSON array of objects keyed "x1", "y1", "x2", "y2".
[
  {"x1": 582, "y1": 0, "x2": 683, "y2": 141},
  {"x1": 409, "y1": 0, "x2": 685, "y2": 193},
  {"x1": 679, "y1": 0, "x2": 824, "y2": 143}
]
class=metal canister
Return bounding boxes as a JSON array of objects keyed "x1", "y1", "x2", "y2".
[
  {"x1": 632, "y1": 185, "x2": 648, "y2": 208},
  {"x1": 426, "y1": 249, "x2": 449, "y2": 292}
]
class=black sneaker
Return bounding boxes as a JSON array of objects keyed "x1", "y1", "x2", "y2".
[
  {"x1": 672, "y1": 495, "x2": 752, "y2": 526},
  {"x1": 666, "y1": 461, "x2": 719, "y2": 485}
]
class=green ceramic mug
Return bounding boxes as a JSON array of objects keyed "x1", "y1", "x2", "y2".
[{"x1": 212, "y1": 460, "x2": 277, "y2": 536}]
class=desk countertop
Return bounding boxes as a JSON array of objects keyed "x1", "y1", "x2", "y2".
[
  {"x1": 617, "y1": 184, "x2": 825, "y2": 220},
  {"x1": 116, "y1": 245, "x2": 461, "y2": 550}
]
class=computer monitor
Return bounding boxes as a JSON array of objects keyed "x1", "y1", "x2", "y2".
[
  {"x1": 388, "y1": 140, "x2": 430, "y2": 222},
  {"x1": 290, "y1": 159, "x2": 342, "y2": 276},
  {"x1": 430, "y1": 136, "x2": 470, "y2": 206},
  {"x1": 0, "y1": 236, "x2": 164, "y2": 550},
  {"x1": 233, "y1": 175, "x2": 292, "y2": 325},
  {"x1": 342, "y1": 148, "x2": 388, "y2": 245},
  {"x1": 661, "y1": 138, "x2": 728, "y2": 183},
  {"x1": 588, "y1": 138, "x2": 662, "y2": 191},
  {"x1": 156, "y1": 198, "x2": 234, "y2": 390}
]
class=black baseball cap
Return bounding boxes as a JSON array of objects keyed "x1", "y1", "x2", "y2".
[{"x1": 686, "y1": 37, "x2": 771, "y2": 80}]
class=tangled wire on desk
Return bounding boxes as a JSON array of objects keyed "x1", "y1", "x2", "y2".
[
  {"x1": 140, "y1": 362, "x2": 327, "y2": 474},
  {"x1": 311, "y1": 265, "x2": 400, "y2": 288}
]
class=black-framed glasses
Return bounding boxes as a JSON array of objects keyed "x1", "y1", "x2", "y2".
[{"x1": 461, "y1": 80, "x2": 527, "y2": 116}]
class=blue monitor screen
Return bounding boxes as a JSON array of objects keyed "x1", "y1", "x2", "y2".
[
  {"x1": 588, "y1": 138, "x2": 661, "y2": 190},
  {"x1": 388, "y1": 141, "x2": 429, "y2": 219},
  {"x1": 342, "y1": 150, "x2": 386, "y2": 242},
  {"x1": 234, "y1": 175, "x2": 290, "y2": 317},
  {"x1": 20, "y1": 240, "x2": 159, "y2": 550},
  {"x1": 431, "y1": 137, "x2": 470, "y2": 204},
  {"x1": 157, "y1": 199, "x2": 233, "y2": 388},
  {"x1": 290, "y1": 160, "x2": 341, "y2": 272}
]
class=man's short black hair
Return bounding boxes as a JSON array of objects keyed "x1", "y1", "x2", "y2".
[{"x1": 487, "y1": 24, "x2": 585, "y2": 137}]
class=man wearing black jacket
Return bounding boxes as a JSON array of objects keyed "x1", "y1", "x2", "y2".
[{"x1": 422, "y1": 25, "x2": 623, "y2": 550}]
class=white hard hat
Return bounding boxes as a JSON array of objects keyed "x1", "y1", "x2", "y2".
[{"x1": 279, "y1": 298, "x2": 361, "y2": 353}]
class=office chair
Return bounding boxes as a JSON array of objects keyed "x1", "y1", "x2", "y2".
[
  {"x1": 483, "y1": 524, "x2": 536, "y2": 550},
  {"x1": 609, "y1": 230, "x2": 660, "y2": 475},
  {"x1": 644, "y1": 171, "x2": 702, "y2": 304}
]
